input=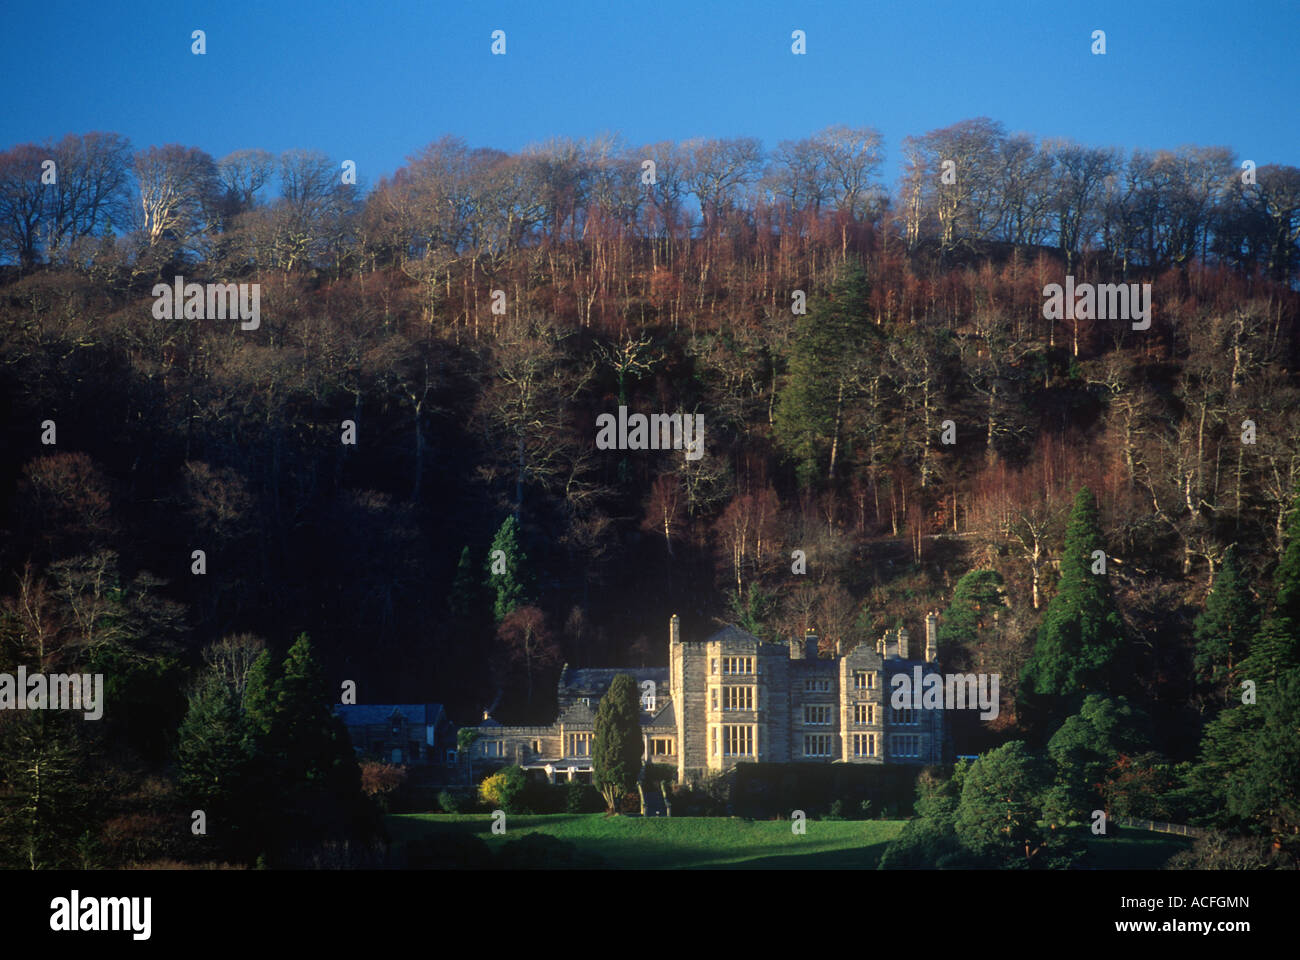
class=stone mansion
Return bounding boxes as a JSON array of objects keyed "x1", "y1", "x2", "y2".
[{"x1": 472, "y1": 613, "x2": 948, "y2": 784}]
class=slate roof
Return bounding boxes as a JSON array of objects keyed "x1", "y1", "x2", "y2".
[
  {"x1": 557, "y1": 701, "x2": 596, "y2": 726},
  {"x1": 702, "y1": 624, "x2": 762, "y2": 645},
  {"x1": 558, "y1": 667, "x2": 668, "y2": 697},
  {"x1": 334, "y1": 703, "x2": 445, "y2": 727},
  {"x1": 644, "y1": 699, "x2": 676, "y2": 728}
]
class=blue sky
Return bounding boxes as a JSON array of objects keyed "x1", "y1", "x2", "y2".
[{"x1": 2, "y1": 0, "x2": 1296, "y2": 187}]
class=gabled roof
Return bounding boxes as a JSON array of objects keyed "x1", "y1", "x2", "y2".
[
  {"x1": 334, "y1": 703, "x2": 445, "y2": 727},
  {"x1": 557, "y1": 700, "x2": 596, "y2": 726},
  {"x1": 644, "y1": 699, "x2": 675, "y2": 728},
  {"x1": 702, "y1": 624, "x2": 762, "y2": 645}
]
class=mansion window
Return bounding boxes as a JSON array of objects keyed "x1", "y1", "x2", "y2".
[
  {"x1": 803, "y1": 705, "x2": 832, "y2": 725},
  {"x1": 891, "y1": 735, "x2": 920, "y2": 758},
  {"x1": 854, "y1": 703, "x2": 875, "y2": 725},
  {"x1": 722, "y1": 656, "x2": 754, "y2": 675},
  {"x1": 530, "y1": 739, "x2": 542, "y2": 754},
  {"x1": 804, "y1": 735, "x2": 833, "y2": 757},
  {"x1": 650, "y1": 738, "x2": 674, "y2": 756},
  {"x1": 804, "y1": 678, "x2": 831, "y2": 693},
  {"x1": 853, "y1": 734, "x2": 877, "y2": 758},
  {"x1": 482, "y1": 740, "x2": 504, "y2": 758},
  {"x1": 890, "y1": 707, "x2": 917, "y2": 725},
  {"x1": 723, "y1": 686, "x2": 754, "y2": 711},
  {"x1": 720, "y1": 724, "x2": 753, "y2": 757},
  {"x1": 854, "y1": 671, "x2": 875, "y2": 691},
  {"x1": 567, "y1": 733, "x2": 592, "y2": 757}
]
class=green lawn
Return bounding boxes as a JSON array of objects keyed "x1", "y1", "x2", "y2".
[
  {"x1": 389, "y1": 813, "x2": 901, "y2": 868},
  {"x1": 388, "y1": 814, "x2": 1191, "y2": 869}
]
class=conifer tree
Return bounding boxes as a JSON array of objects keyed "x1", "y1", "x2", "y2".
[
  {"x1": 485, "y1": 516, "x2": 533, "y2": 623},
  {"x1": 1192, "y1": 490, "x2": 1300, "y2": 843},
  {"x1": 240, "y1": 635, "x2": 365, "y2": 860},
  {"x1": 592, "y1": 673, "x2": 643, "y2": 814},
  {"x1": 938, "y1": 568, "x2": 1004, "y2": 656},
  {"x1": 176, "y1": 671, "x2": 252, "y2": 858},
  {"x1": 241, "y1": 648, "x2": 279, "y2": 744},
  {"x1": 1192, "y1": 546, "x2": 1258, "y2": 696},
  {"x1": 954, "y1": 741, "x2": 1070, "y2": 868},
  {"x1": 1239, "y1": 485, "x2": 1300, "y2": 686},
  {"x1": 773, "y1": 261, "x2": 881, "y2": 486},
  {"x1": 1020, "y1": 487, "x2": 1126, "y2": 720},
  {"x1": 267, "y1": 633, "x2": 361, "y2": 801}
]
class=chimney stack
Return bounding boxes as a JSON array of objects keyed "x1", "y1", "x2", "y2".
[
  {"x1": 789, "y1": 636, "x2": 805, "y2": 660},
  {"x1": 898, "y1": 627, "x2": 910, "y2": 660},
  {"x1": 805, "y1": 628, "x2": 820, "y2": 660},
  {"x1": 670, "y1": 613, "x2": 681, "y2": 646},
  {"x1": 925, "y1": 611, "x2": 939, "y2": 662}
]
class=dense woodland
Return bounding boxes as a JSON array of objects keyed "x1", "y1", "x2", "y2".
[{"x1": 1, "y1": 119, "x2": 1298, "y2": 866}]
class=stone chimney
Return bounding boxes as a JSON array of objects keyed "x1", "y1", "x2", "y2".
[
  {"x1": 789, "y1": 636, "x2": 805, "y2": 660},
  {"x1": 670, "y1": 613, "x2": 681, "y2": 646},
  {"x1": 925, "y1": 611, "x2": 939, "y2": 662},
  {"x1": 898, "y1": 627, "x2": 910, "y2": 660},
  {"x1": 876, "y1": 634, "x2": 886, "y2": 656},
  {"x1": 805, "y1": 628, "x2": 820, "y2": 660}
]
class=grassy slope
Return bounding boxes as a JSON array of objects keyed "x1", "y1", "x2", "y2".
[{"x1": 388, "y1": 814, "x2": 1190, "y2": 869}]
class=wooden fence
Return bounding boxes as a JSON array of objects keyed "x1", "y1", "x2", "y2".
[{"x1": 1114, "y1": 816, "x2": 1205, "y2": 839}]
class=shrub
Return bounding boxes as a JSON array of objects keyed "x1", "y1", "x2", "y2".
[
  {"x1": 564, "y1": 779, "x2": 603, "y2": 813},
  {"x1": 437, "y1": 789, "x2": 472, "y2": 814},
  {"x1": 479, "y1": 765, "x2": 527, "y2": 812}
]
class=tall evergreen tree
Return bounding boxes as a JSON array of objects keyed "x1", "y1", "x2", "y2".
[
  {"x1": 241, "y1": 648, "x2": 279, "y2": 744},
  {"x1": 1221, "y1": 667, "x2": 1300, "y2": 859},
  {"x1": 176, "y1": 671, "x2": 252, "y2": 860},
  {"x1": 1239, "y1": 486, "x2": 1300, "y2": 686},
  {"x1": 486, "y1": 516, "x2": 534, "y2": 623},
  {"x1": 1272, "y1": 482, "x2": 1300, "y2": 624},
  {"x1": 773, "y1": 261, "x2": 881, "y2": 486},
  {"x1": 1191, "y1": 489, "x2": 1300, "y2": 848},
  {"x1": 265, "y1": 634, "x2": 363, "y2": 821},
  {"x1": 937, "y1": 568, "x2": 1004, "y2": 658},
  {"x1": 236, "y1": 635, "x2": 367, "y2": 862},
  {"x1": 1192, "y1": 546, "x2": 1258, "y2": 697},
  {"x1": 1020, "y1": 487, "x2": 1127, "y2": 724},
  {"x1": 592, "y1": 674, "x2": 643, "y2": 814}
]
